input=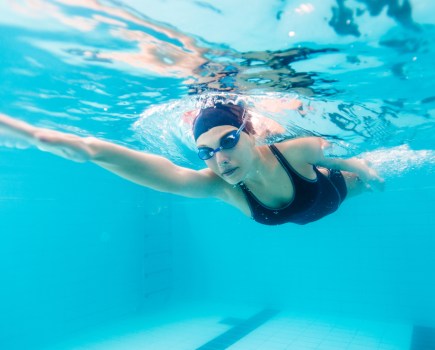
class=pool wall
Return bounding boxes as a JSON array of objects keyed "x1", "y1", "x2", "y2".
[{"x1": 0, "y1": 149, "x2": 175, "y2": 349}]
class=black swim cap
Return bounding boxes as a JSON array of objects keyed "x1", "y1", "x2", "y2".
[{"x1": 192, "y1": 103, "x2": 251, "y2": 141}]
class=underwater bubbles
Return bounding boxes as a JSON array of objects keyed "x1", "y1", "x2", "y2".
[{"x1": 364, "y1": 145, "x2": 435, "y2": 177}]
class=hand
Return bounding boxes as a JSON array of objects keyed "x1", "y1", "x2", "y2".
[
  {"x1": 352, "y1": 158, "x2": 385, "y2": 191},
  {"x1": 0, "y1": 113, "x2": 37, "y2": 139},
  {"x1": 33, "y1": 130, "x2": 95, "y2": 162},
  {"x1": 1, "y1": 113, "x2": 94, "y2": 162}
]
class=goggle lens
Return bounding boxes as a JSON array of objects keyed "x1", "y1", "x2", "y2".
[{"x1": 197, "y1": 130, "x2": 240, "y2": 160}]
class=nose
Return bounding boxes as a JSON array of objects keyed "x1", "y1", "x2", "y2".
[{"x1": 215, "y1": 149, "x2": 230, "y2": 165}]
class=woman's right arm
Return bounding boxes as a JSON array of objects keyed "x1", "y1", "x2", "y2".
[
  {"x1": 0, "y1": 113, "x2": 220, "y2": 198},
  {"x1": 88, "y1": 137, "x2": 219, "y2": 198}
]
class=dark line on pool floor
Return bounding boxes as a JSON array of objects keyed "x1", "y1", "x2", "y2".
[
  {"x1": 196, "y1": 309, "x2": 280, "y2": 350},
  {"x1": 410, "y1": 325, "x2": 435, "y2": 350}
]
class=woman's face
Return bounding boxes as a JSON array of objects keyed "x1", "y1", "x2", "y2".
[{"x1": 196, "y1": 125, "x2": 255, "y2": 185}]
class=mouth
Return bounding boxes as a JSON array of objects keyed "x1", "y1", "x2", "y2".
[{"x1": 221, "y1": 167, "x2": 238, "y2": 177}]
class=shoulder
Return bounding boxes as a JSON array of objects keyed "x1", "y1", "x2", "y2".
[
  {"x1": 275, "y1": 137, "x2": 325, "y2": 152},
  {"x1": 197, "y1": 168, "x2": 249, "y2": 209},
  {"x1": 273, "y1": 137, "x2": 328, "y2": 164},
  {"x1": 196, "y1": 168, "x2": 238, "y2": 200}
]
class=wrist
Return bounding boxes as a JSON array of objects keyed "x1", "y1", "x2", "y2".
[{"x1": 85, "y1": 136, "x2": 121, "y2": 162}]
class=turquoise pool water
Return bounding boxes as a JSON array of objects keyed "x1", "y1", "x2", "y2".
[{"x1": 1, "y1": 1, "x2": 434, "y2": 349}]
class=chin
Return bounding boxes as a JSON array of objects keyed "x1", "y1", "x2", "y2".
[
  {"x1": 222, "y1": 171, "x2": 245, "y2": 185},
  {"x1": 225, "y1": 178, "x2": 241, "y2": 186}
]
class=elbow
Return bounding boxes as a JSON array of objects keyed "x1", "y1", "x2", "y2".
[
  {"x1": 306, "y1": 137, "x2": 329, "y2": 164},
  {"x1": 314, "y1": 137, "x2": 330, "y2": 151}
]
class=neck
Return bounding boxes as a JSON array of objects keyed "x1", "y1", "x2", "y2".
[{"x1": 242, "y1": 145, "x2": 274, "y2": 187}]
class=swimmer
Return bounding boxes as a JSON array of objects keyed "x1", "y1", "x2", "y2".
[{"x1": 0, "y1": 103, "x2": 384, "y2": 225}]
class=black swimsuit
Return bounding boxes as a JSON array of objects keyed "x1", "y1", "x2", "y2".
[{"x1": 239, "y1": 144, "x2": 347, "y2": 225}]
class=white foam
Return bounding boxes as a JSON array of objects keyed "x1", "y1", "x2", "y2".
[{"x1": 363, "y1": 145, "x2": 435, "y2": 176}]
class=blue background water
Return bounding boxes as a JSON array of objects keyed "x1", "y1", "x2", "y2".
[{"x1": 0, "y1": 1, "x2": 434, "y2": 349}]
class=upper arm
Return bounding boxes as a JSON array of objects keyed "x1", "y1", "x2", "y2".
[
  {"x1": 90, "y1": 140, "x2": 225, "y2": 199},
  {"x1": 170, "y1": 166, "x2": 226, "y2": 199},
  {"x1": 278, "y1": 137, "x2": 359, "y2": 172},
  {"x1": 279, "y1": 137, "x2": 329, "y2": 165}
]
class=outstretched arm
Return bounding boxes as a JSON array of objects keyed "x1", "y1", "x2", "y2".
[{"x1": 0, "y1": 113, "x2": 220, "y2": 198}]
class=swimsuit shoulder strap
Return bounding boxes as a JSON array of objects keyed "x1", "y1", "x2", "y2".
[
  {"x1": 269, "y1": 144, "x2": 298, "y2": 178},
  {"x1": 269, "y1": 144, "x2": 319, "y2": 180}
]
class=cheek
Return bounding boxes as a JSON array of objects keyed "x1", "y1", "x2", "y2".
[
  {"x1": 236, "y1": 147, "x2": 255, "y2": 172},
  {"x1": 204, "y1": 159, "x2": 219, "y2": 172},
  {"x1": 234, "y1": 144, "x2": 250, "y2": 163}
]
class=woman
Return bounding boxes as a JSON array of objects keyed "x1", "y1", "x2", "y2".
[{"x1": 0, "y1": 102, "x2": 384, "y2": 225}]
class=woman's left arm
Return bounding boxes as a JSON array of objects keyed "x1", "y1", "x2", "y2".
[{"x1": 286, "y1": 137, "x2": 385, "y2": 191}]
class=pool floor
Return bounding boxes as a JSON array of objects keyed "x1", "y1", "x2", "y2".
[{"x1": 45, "y1": 302, "x2": 416, "y2": 350}]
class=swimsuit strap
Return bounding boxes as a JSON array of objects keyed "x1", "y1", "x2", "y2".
[
  {"x1": 269, "y1": 144, "x2": 318, "y2": 190},
  {"x1": 238, "y1": 144, "x2": 344, "y2": 226}
]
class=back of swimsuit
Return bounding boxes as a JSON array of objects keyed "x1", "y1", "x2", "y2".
[{"x1": 238, "y1": 144, "x2": 347, "y2": 225}]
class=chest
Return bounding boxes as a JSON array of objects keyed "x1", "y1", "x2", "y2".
[
  {"x1": 250, "y1": 165, "x2": 295, "y2": 208},
  {"x1": 230, "y1": 161, "x2": 307, "y2": 214}
]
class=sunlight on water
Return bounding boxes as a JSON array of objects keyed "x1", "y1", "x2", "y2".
[{"x1": 1, "y1": 0, "x2": 434, "y2": 173}]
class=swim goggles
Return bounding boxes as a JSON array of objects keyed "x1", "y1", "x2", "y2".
[{"x1": 197, "y1": 111, "x2": 247, "y2": 160}]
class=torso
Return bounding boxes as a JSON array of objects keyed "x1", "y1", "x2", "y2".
[
  {"x1": 220, "y1": 143, "x2": 345, "y2": 225},
  {"x1": 222, "y1": 143, "x2": 316, "y2": 215}
]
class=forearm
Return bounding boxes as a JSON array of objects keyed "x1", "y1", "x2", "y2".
[
  {"x1": 317, "y1": 156, "x2": 384, "y2": 190},
  {"x1": 295, "y1": 136, "x2": 375, "y2": 179},
  {"x1": 318, "y1": 157, "x2": 366, "y2": 175},
  {"x1": 87, "y1": 137, "x2": 185, "y2": 191}
]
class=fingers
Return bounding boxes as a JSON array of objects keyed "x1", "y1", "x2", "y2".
[
  {"x1": 33, "y1": 130, "x2": 91, "y2": 162},
  {"x1": 369, "y1": 168, "x2": 385, "y2": 192},
  {"x1": 356, "y1": 160, "x2": 385, "y2": 192},
  {"x1": 0, "y1": 114, "x2": 37, "y2": 140},
  {"x1": 359, "y1": 160, "x2": 385, "y2": 192},
  {"x1": 367, "y1": 174, "x2": 385, "y2": 192},
  {"x1": 0, "y1": 117, "x2": 90, "y2": 162}
]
